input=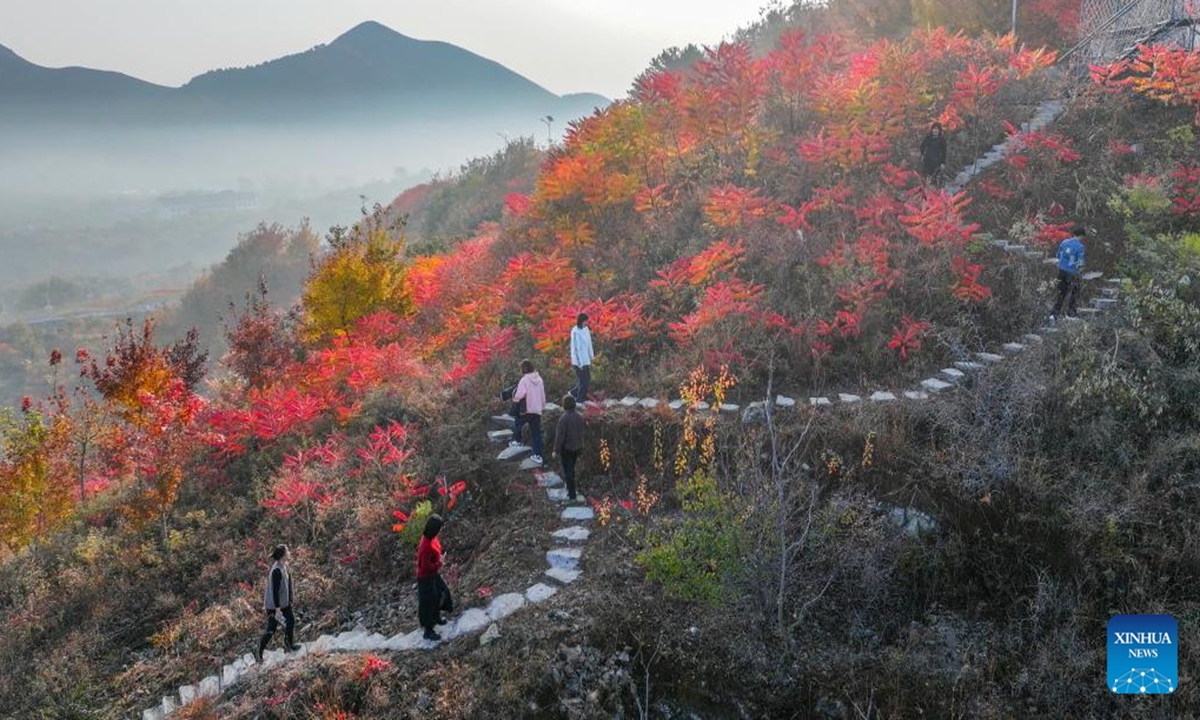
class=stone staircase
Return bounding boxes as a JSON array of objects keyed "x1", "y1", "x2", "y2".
[
  {"x1": 944, "y1": 99, "x2": 1065, "y2": 195},
  {"x1": 139, "y1": 443, "x2": 593, "y2": 719}
]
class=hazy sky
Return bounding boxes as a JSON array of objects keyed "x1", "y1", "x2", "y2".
[{"x1": 0, "y1": 0, "x2": 769, "y2": 98}]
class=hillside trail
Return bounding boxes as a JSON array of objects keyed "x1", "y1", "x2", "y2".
[{"x1": 139, "y1": 96, "x2": 1123, "y2": 720}]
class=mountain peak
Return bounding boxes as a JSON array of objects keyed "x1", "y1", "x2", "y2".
[{"x1": 332, "y1": 21, "x2": 411, "y2": 47}]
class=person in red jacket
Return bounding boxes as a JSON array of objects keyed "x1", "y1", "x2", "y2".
[{"x1": 416, "y1": 514, "x2": 453, "y2": 641}]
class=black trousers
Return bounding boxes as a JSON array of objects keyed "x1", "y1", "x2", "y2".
[
  {"x1": 417, "y1": 575, "x2": 453, "y2": 630},
  {"x1": 514, "y1": 413, "x2": 542, "y2": 457},
  {"x1": 561, "y1": 448, "x2": 580, "y2": 500},
  {"x1": 571, "y1": 365, "x2": 591, "y2": 401},
  {"x1": 1052, "y1": 269, "x2": 1081, "y2": 317},
  {"x1": 258, "y1": 606, "x2": 294, "y2": 654}
]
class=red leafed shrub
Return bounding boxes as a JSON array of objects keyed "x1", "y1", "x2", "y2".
[
  {"x1": 261, "y1": 468, "x2": 339, "y2": 521},
  {"x1": 359, "y1": 654, "x2": 392, "y2": 681},
  {"x1": 900, "y1": 190, "x2": 980, "y2": 248},
  {"x1": 1034, "y1": 219, "x2": 1077, "y2": 246},
  {"x1": 444, "y1": 326, "x2": 518, "y2": 384},
  {"x1": 950, "y1": 256, "x2": 991, "y2": 303},
  {"x1": 887, "y1": 317, "x2": 932, "y2": 360},
  {"x1": 704, "y1": 186, "x2": 771, "y2": 229},
  {"x1": 1171, "y1": 163, "x2": 1200, "y2": 216}
]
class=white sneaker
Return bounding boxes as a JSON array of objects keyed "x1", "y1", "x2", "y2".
[
  {"x1": 531, "y1": 455, "x2": 543, "y2": 465},
  {"x1": 508, "y1": 440, "x2": 521, "y2": 448}
]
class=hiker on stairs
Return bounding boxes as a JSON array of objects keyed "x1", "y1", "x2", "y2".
[
  {"x1": 510, "y1": 359, "x2": 546, "y2": 466},
  {"x1": 569, "y1": 313, "x2": 593, "y2": 401},
  {"x1": 256, "y1": 544, "x2": 300, "y2": 661},
  {"x1": 416, "y1": 515, "x2": 453, "y2": 642},
  {"x1": 1050, "y1": 226, "x2": 1086, "y2": 320},
  {"x1": 920, "y1": 122, "x2": 948, "y2": 187},
  {"x1": 553, "y1": 394, "x2": 585, "y2": 502}
]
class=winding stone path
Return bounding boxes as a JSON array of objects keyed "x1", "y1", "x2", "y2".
[{"x1": 142, "y1": 430, "x2": 596, "y2": 720}]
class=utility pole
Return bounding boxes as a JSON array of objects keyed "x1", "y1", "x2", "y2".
[
  {"x1": 542, "y1": 115, "x2": 554, "y2": 146},
  {"x1": 1012, "y1": 0, "x2": 1018, "y2": 37}
]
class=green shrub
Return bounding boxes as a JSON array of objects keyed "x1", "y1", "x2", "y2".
[
  {"x1": 637, "y1": 472, "x2": 741, "y2": 604},
  {"x1": 395, "y1": 499, "x2": 433, "y2": 547}
]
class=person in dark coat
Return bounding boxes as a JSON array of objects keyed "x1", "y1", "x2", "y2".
[
  {"x1": 416, "y1": 514, "x2": 453, "y2": 641},
  {"x1": 552, "y1": 394, "x2": 585, "y2": 501},
  {"x1": 255, "y1": 544, "x2": 299, "y2": 661},
  {"x1": 920, "y1": 122, "x2": 948, "y2": 185}
]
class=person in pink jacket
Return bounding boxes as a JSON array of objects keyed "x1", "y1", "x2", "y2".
[{"x1": 509, "y1": 359, "x2": 546, "y2": 465}]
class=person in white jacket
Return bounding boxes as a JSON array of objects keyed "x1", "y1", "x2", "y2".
[{"x1": 569, "y1": 313, "x2": 593, "y2": 401}]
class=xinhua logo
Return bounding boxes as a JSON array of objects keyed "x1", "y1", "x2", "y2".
[{"x1": 1108, "y1": 614, "x2": 1178, "y2": 694}]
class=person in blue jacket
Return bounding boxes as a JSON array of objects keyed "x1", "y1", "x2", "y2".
[{"x1": 1051, "y1": 226, "x2": 1086, "y2": 320}]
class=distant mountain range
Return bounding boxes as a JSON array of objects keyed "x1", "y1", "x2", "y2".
[{"x1": 0, "y1": 21, "x2": 608, "y2": 124}]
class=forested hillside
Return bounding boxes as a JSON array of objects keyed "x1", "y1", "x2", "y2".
[{"x1": 1, "y1": 1, "x2": 1198, "y2": 717}]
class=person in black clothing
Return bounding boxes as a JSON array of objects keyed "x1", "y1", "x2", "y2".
[
  {"x1": 255, "y1": 544, "x2": 300, "y2": 661},
  {"x1": 920, "y1": 122, "x2": 948, "y2": 186},
  {"x1": 416, "y1": 515, "x2": 453, "y2": 641},
  {"x1": 552, "y1": 394, "x2": 585, "y2": 501}
]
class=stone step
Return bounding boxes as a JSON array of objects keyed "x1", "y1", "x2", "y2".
[
  {"x1": 719, "y1": 403, "x2": 740, "y2": 413},
  {"x1": 991, "y1": 238, "x2": 1010, "y2": 248},
  {"x1": 809, "y1": 397, "x2": 831, "y2": 406},
  {"x1": 692, "y1": 401, "x2": 710, "y2": 411},
  {"x1": 1082, "y1": 271, "x2": 1104, "y2": 281},
  {"x1": 491, "y1": 414, "x2": 516, "y2": 428},
  {"x1": 383, "y1": 629, "x2": 425, "y2": 652},
  {"x1": 525, "y1": 582, "x2": 558, "y2": 603},
  {"x1": 487, "y1": 593, "x2": 527, "y2": 622},
  {"x1": 552, "y1": 525, "x2": 590, "y2": 543},
  {"x1": 603, "y1": 399, "x2": 620, "y2": 408},
  {"x1": 1003, "y1": 244, "x2": 1026, "y2": 253},
  {"x1": 1102, "y1": 287, "x2": 1120, "y2": 299},
  {"x1": 547, "y1": 547, "x2": 582, "y2": 570},
  {"x1": 1078, "y1": 307, "x2": 1101, "y2": 318},
  {"x1": 838, "y1": 393, "x2": 862, "y2": 404},
  {"x1": 869, "y1": 391, "x2": 897, "y2": 402},
  {"x1": 1022, "y1": 334, "x2": 1044, "y2": 344},
  {"x1": 1093, "y1": 297, "x2": 1118, "y2": 309},
  {"x1": 940, "y1": 368, "x2": 966, "y2": 381},
  {"x1": 178, "y1": 685, "x2": 196, "y2": 707},
  {"x1": 198, "y1": 675, "x2": 220, "y2": 700},
  {"x1": 903, "y1": 390, "x2": 929, "y2": 400},
  {"x1": 562, "y1": 505, "x2": 595, "y2": 522},
  {"x1": 1002, "y1": 342, "x2": 1027, "y2": 354},
  {"x1": 518, "y1": 456, "x2": 544, "y2": 471},
  {"x1": 921, "y1": 378, "x2": 954, "y2": 393},
  {"x1": 1043, "y1": 257, "x2": 1059, "y2": 265},
  {"x1": 161, "y1": 697, "x2": 178, "y2": 716},
  {"x1": 543, "y1": 402, "x2": 561, "y2": 413},
  {"x1": 1106, "y1": 277, "x2": 1125, "y2": 285},
  {"x1": 546, "y1": 567, "x2": 583, "y2": 585},
  {"x1": 144, "y1": 707, "x2": 164, "y2": 720},
  {"x1": 975, "y1": 352, "x2": 1003, "y2": 363},
  {"x1": 537, "y1": 471, "x2": 564, "y2": 488},
  {"x1": 954, "y1": 361, "x2": 985, "y2": 372},
  {"x1": 1023, "y1": 250, "x2": 1045, "y2": 260},
  {"x1": 638, "y1": 398, "x2": 660, "y2": 409},
  {"x1": 487, "y1": 429, "x2": 513, "y2": 443},
  {"x1": 775, "y1": 395, "x2": 796, "y2": 408},
  {"x1": 620, "y1": 396, "x2": 640, "y2": 407},
  {"x1": 668, "y1": 400, "x2": 685, "y2": 411},
  {"x1": 546, "y1": 487, "x2": 569, "y2": 502},
  {"x1": 452, "y1": 608, "x2": 492, "y2": 636},
  {"x1": 497, "y1": 444, "x2": 531, "y2": 461}
]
